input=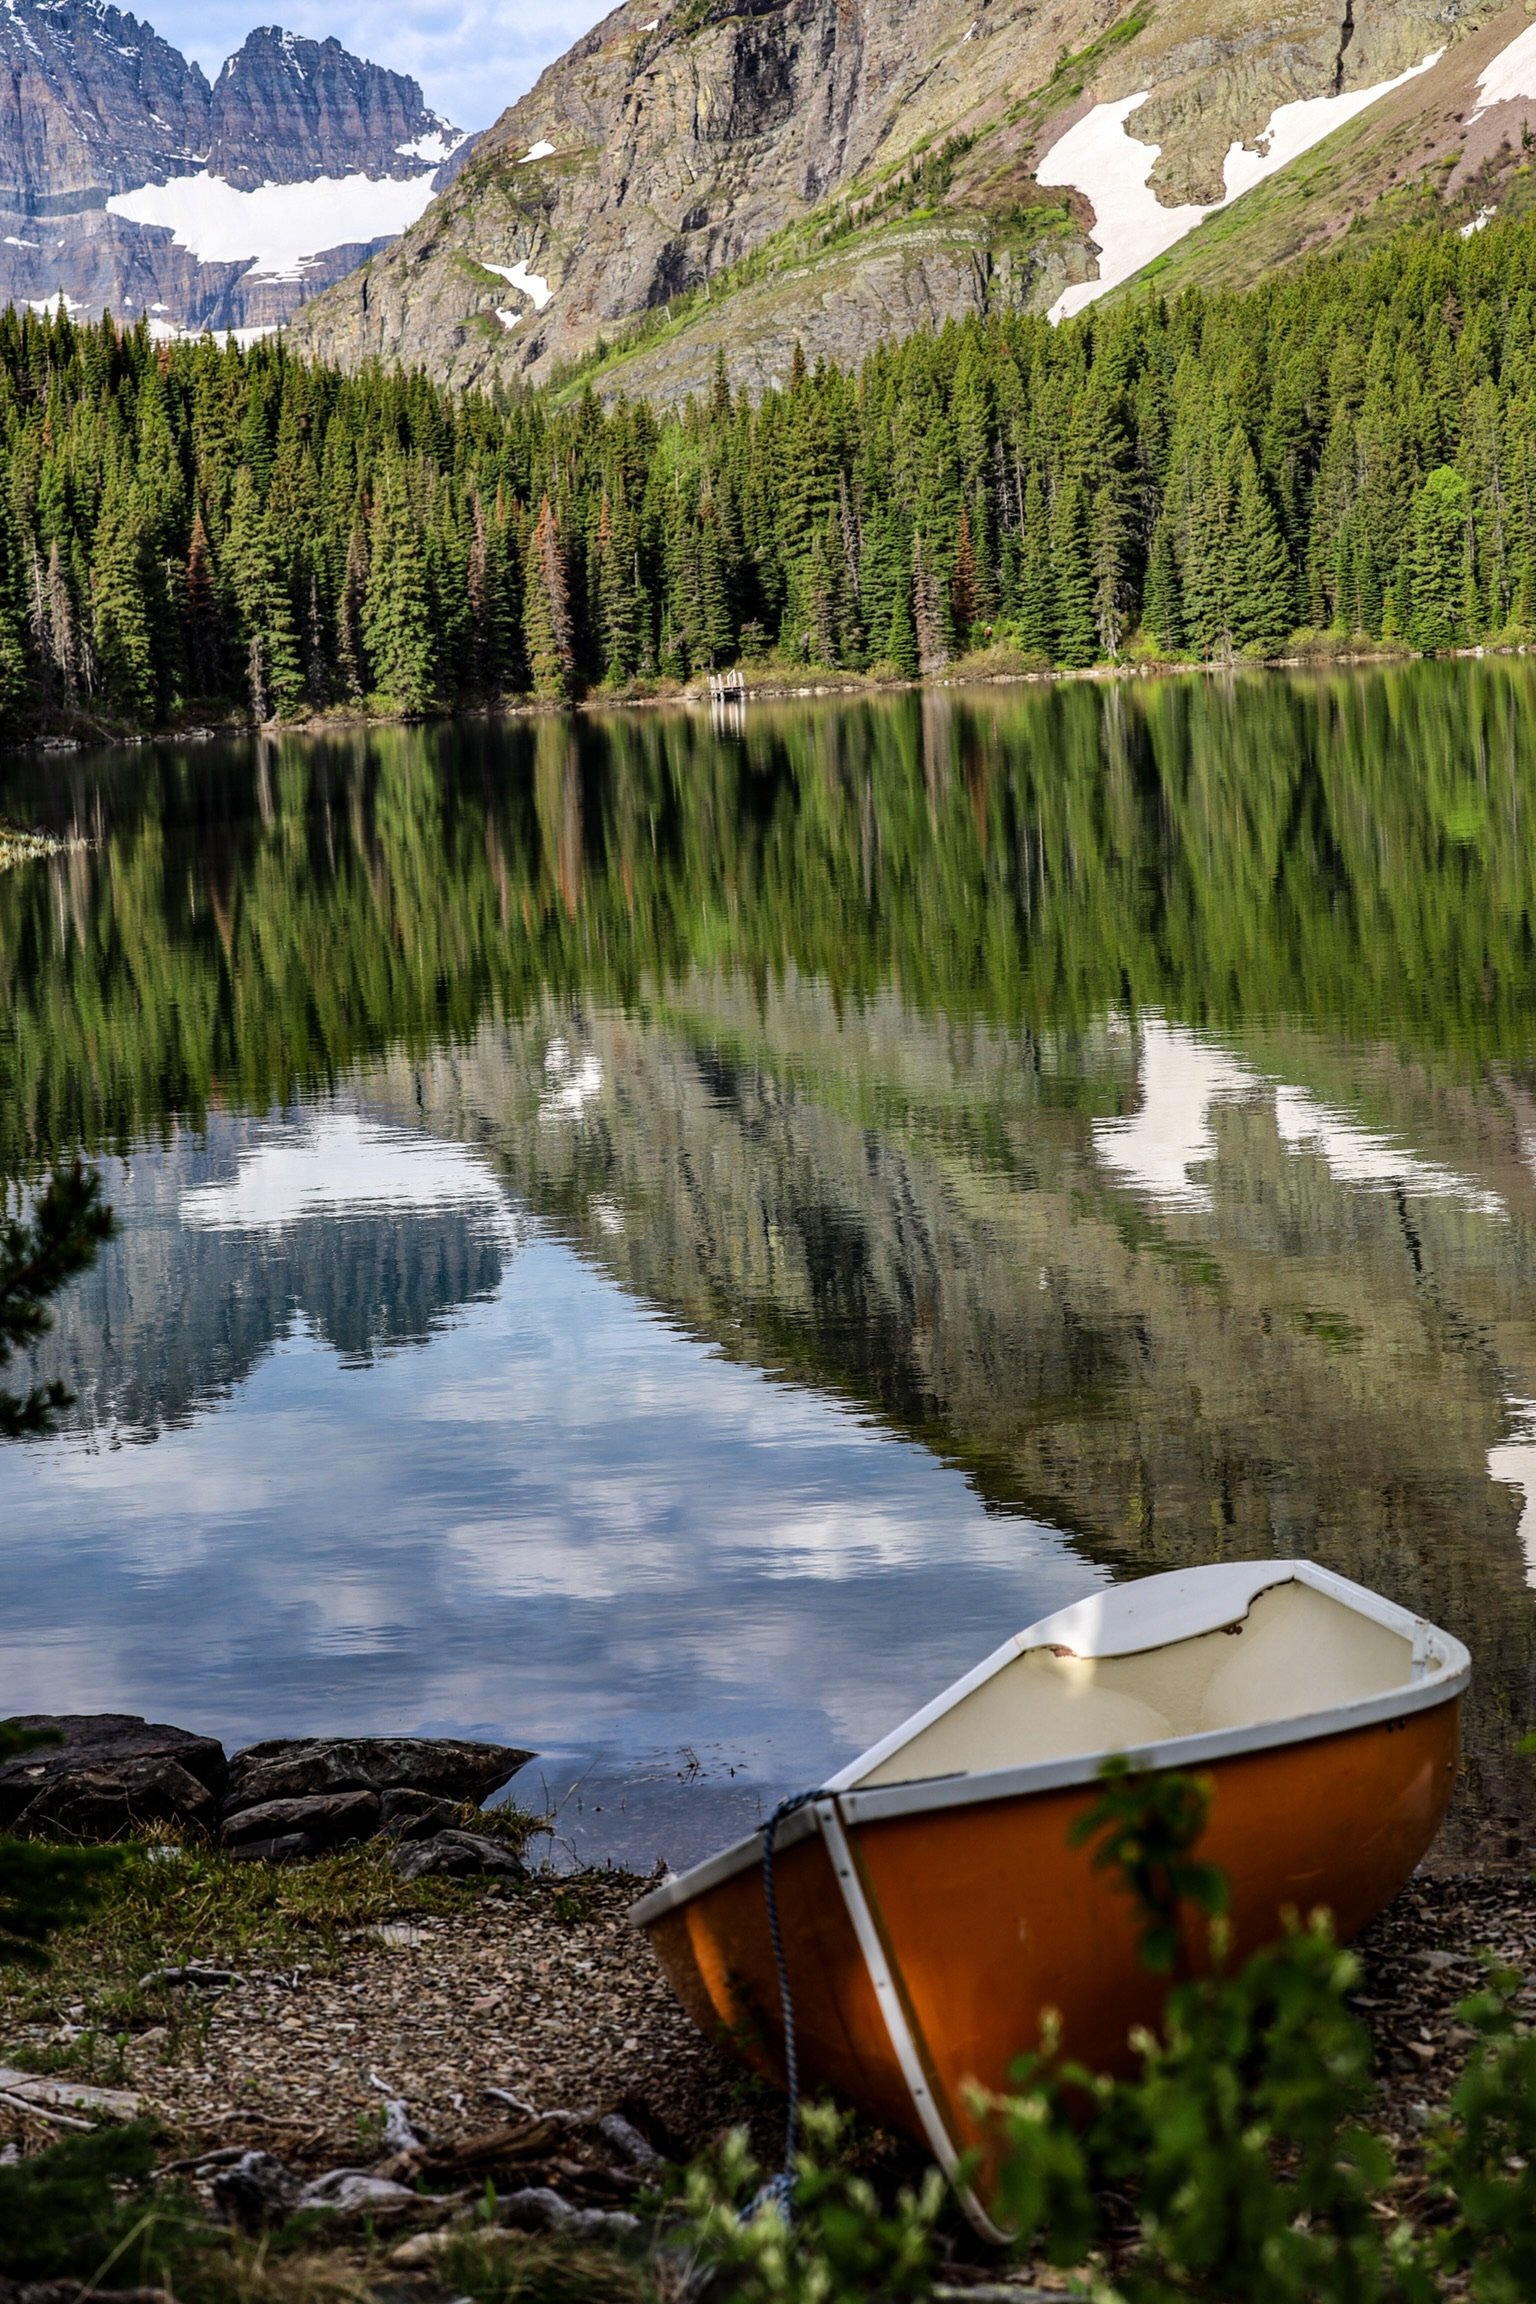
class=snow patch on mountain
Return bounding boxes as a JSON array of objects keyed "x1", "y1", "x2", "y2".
[
  {"x1": 1038, "y1": 98, "x2": 1206, "y2": 323},
  {"x1": 519, "y1": 140, "x2": 557, "y2": 163},
  {"x1": 107, "y1": 169, "x2": 443, "y2": 281},
  {"x1": 1041, "y1": 49, "x2": 1445, "y2": 322},
  {"x1": 1473, "y1": 21, "x2": 1536, "y2": 116},
  {"x1": 480, "y1": 256, "x2": 553, "y2": 309},
  {"x1": 396, "y1": 128, "x2": 465, "y2": 165}
]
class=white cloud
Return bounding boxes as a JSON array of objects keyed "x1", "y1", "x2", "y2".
[{"x1": 180, "y1": 1114, "x2": 517, "y2": 1234}]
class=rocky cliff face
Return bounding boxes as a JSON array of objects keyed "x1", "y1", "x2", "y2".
[
  {"x1": 289, "y1": 0, "x2": 1523, "y2": 401},
  {"x1": 0, "y1": 0, "x2": 208, "y2": 208},
  {"x1": 205, "y1": 29, "x2": 462, "y2": 192},
  {"x1": 0, "y1": 3, "x2": 465, "y2": 337}
]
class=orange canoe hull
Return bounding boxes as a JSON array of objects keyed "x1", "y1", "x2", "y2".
[{"x1": 642, "y1": 1702, "x2": 1460, "y2": 2178}]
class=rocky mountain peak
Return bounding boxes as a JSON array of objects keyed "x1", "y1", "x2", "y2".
[
  {"x1": 0, "y1": 0, "x2": 468, "y2": 337},
  {"x1": 208, "y1": 26, "x2": 463, "y2": 192},
  {"x1": 0, "y1": 0, "x2": 211, "y2": 206}
]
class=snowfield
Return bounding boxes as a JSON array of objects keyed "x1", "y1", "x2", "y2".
[
  {"x1": 481, "y1": 257, "x2": 553, "y2": 310},
  {"x1": 1040, "y1": 49, "x2": 1444, "y2": 322},
  {"x1": 106, "y1": 169, "x2": 444, "y2": 282},
  {"x1": 395, "y1": 128, "x2": 466, "y2": 165},
  {"x1": 1473, "y1": 20, "x2": 1536, "y2": 115}
]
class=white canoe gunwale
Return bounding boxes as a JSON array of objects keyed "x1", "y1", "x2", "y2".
[{"x1": 628, "y1": 1559, "x2": 1471, "y2": 1928}]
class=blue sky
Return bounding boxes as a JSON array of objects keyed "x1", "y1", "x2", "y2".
[{"x1": 143, "y1": 2, "x2": 601, "y2": 131}]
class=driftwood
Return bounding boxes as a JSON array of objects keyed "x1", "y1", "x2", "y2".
[{"x1": 0, "y1": 2090, "x2": 93, "y2": 2133}]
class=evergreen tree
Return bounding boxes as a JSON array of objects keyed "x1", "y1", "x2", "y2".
[
  {"x1": 886, "y1": 573, "x2": 920, "y2": 677},
  {"x1": 912, "y1": 533, "x2": 950, "y2": 674},
  {"x1": 1015, "y1": 468, "x2": 1056, "y2": 659},
  {"x1": 184, "y1": 508, "x2": 221, "y2": 700},
  {"x1": 1050, "y1": 479, "x2": 1097, "y2": 668},
  {"x1": 362, "y1": 459, "x2": 438, "y2": 713},
  {"x1": 90, "y1": 481, "x2": 156, "y2": 721},
  {"x1": 952, "y1": 505, "x2": 981, "y2": 642},
  {"x1": 596, "y1": 491, "x2": 640, "y2": 684},
  {"x1": 1228, "y1": 443, "x2": 1295, "y2": 655},
  {"x1": 1144, "y1": 515, "x2": 1185, "y2": 655},
  {"x1": 526, "y1": 494, "x2": 575, "y2": 698},
  {"x1": 336, "y1": 517, "x2": 370, "y2": 702},
  {"x1": 223, "y1": 466, "x2": 303, "y2": 720},
  {"x1": 1408, "y1": 467, "x2": 1473, "y2": 650}
]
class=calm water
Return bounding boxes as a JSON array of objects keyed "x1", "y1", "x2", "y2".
[{"x1": 3, "y1": 669, "x2": 1536, "y2": 1867}]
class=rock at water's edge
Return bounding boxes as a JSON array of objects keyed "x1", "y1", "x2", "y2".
[
  {"x1": 11, "y1": 1755, "x2": 219, "y2": 1843},
  {"x1": 0, "y1": 1713, "x2": 229, "y2": 1832},
  {"x1": 220, "y1": 1788, "x2": 380, "y2": 1851},
  {"x1": 224, "y1": 1736, "x2": 532, "y2": 1812},
  {"x1": 389, "y1": 1828, "x2": 526, "y2": 1881}
]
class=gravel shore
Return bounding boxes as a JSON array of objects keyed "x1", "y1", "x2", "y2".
[{"x1": 1, "y1": 1863, "x2": 1530, "y2": 2182}]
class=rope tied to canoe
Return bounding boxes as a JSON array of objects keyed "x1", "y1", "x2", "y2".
[{"x1": 746, "y1": 1786, "x2": 834, "y2": 2224}]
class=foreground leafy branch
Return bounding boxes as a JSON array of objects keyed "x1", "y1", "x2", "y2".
[{"x1": 0, "y1": 1160, "x2": 115, "y2": 1437}]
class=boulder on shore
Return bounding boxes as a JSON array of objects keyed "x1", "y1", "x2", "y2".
[
  {"x1": 0, "y1": 1713, "x2": 228, "y2": 1839},
  {"x1": 223, "y1": 1735, "x2": 532, "y2": 1813},
  {"x1": 220, "y1": 1789, "x2": 381, "y2": 1854},
  {"x1": 1, "y1": 1717, "x2": 537, "y2": 1862},
  {"x1": 390, "y1": 1828, "x2": 526, "y2": 1881}
]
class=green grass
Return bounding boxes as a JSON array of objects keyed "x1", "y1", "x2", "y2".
[
  {"x1": 0, "y1": 1809, "x2": 544, "y2": 2050},
  {"x1": 1005, "y1": 5, "x2": 1154, "y2": 132}
]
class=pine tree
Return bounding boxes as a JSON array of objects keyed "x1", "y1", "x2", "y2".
[
  {"x1": 596, "y1": 491, "x2": 639, "y2": 684},
  {"x1": 886, "y1": 573, "x2": 919, "y2": 677},
  {"x1": 525, "y1": 494, "x2": 575, "y2": 699},
  {"x1": 43, "y1": 541, "x2": 78, "y2": 705},
  {"x1": 1091, "y1": 481, "x2": 1134, "y2": 662},
  {"x1": 336, "y1": 517, "x2": 370, "y2": 702},
  {"x1": 1143, "y1": 515, "x2": 1185, "y2": 655},
  {"x1": 1049, "y1": 478, "x2": 1097, "y2": 668},
  {"x1": 912, "y1": 533, "x2": 950, "y2": 675},
  {"x1": 1408, "y1": 466, "x2": 1473, "y2": 650},
  {"x1": 223, "y1": 466, "x2": 304, "y2": 720},
  {"x1": 1014, "y1": 468, "x2": 1055, "y2": 659},
  {"x1": 951, "y1": 505, "x2": 981, "y2": 643},
  {"x1": 698, "y1": 503, "x2": 734, "y2": 668},
  {"x1": 362, "y1": 459, "x2": 438, "y2": 713},
  {"x1": 1228, "y1": 443, "x2": 1295, "y2": 656},
  {"x1": 184, "y1": 508, "x2": 221, "y2": 699},
  {"x1": 90, "y1": 481, "x2": 156, "y2": 722}
]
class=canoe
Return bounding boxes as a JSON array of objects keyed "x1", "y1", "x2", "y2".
[{"x1": 629, "y1": 1559, "x2": 1469, "y2": 2236}]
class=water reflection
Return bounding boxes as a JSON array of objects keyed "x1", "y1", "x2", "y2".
[
  {"x1": 0, "y1": 1124, "x2": 1094, "y2": 1869},
  {"x1": 3, "y1": 669, "x2": 1536, "y2": 1863}
]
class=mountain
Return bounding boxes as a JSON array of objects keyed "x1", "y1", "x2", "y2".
[
  {"x1": 289, "y1": 0, "x2": 1536, "y2": 401},
  {"x1": 0, "y1": 3, "x2": 466, "y2": 338}
]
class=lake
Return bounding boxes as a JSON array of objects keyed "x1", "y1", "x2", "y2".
[{"x1": 2, "y1": 667, "x2": 1534, "y2": 1870}]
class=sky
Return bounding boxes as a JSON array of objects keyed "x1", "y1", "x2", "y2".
[{"x1": 142, "y1": 1, "x2": 604, "y2": 133}]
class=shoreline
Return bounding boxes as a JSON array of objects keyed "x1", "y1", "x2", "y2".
[
  {"x1": 5, "y1": 636, "x2": 1533, "y2": 766},
  {"x1": 0, "y1": 1845, "x2": 1529, "y2": 2284}
]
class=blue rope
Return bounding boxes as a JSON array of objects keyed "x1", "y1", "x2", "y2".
[{"x1": 746, "y1": 1788, "x2": 832, "y2": 2225}]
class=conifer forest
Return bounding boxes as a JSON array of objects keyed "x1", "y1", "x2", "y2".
[{"x1": 6, "y1": 211, "x2": 1536, "y2": 731}]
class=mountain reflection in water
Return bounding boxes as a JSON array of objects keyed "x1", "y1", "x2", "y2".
[{"x1": 2, "y1": 667, "x2": 1535, "y2": 1866}]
